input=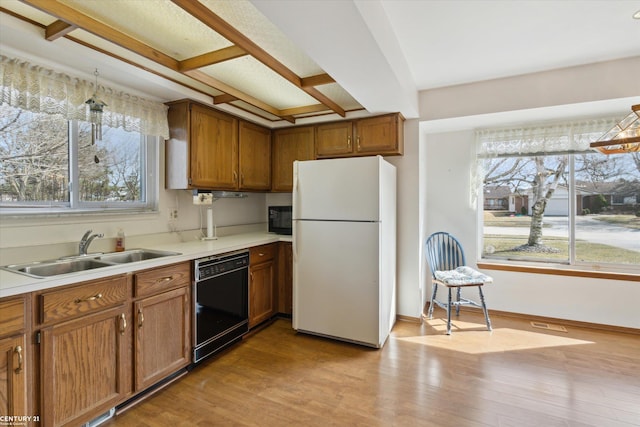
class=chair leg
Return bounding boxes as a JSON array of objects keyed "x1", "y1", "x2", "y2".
[
  {"x1": 478, "y1": 286, "x2": 492, "y2": 331},
  {"x1": 446, "y1": 287, "x2": 452, "y2": 335},
  {"x1": 455, "y1": 287, "x2": 461, "y2": 316},
  {"x1": 427, "y1": 282, "x2": 438, "y2": 319}
]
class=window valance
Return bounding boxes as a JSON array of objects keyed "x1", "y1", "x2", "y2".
[
  {"x1": 0, "y1": 55, "x2": 169, "y2": 139},
  {"x1": 475, "y1": 117, "x2": 619, "y2": 158}
]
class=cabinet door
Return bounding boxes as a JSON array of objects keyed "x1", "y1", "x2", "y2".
[
  {"x1": 239, "y1": 121, "x2": 271, "y2": 190},
  {"x1": 40, "y1": 305, "x2": 129, "y2": 427},
  {"x1": 315, "y1": 121, "x2": 353, "y2": 158},
  {"x1": 134, "y1": 287, "x2": 190, "y2": 391},
  {"x1": 277, "y1": 242, "x2": 293, "y2": 314},
  {"x1": 0, "y1": 335, "x2": 27, "y2": 419},
  {"x1": 355, "y1": 114, "x2": 403, "y2": 155},
  {"x1": 190, "y1": 104, "x2": 238, "y2": 189},
  {"x1": 249, "y1": 261, "x2": 275, "y2": 328},
  {"x1": 272, "y1": 126, "x2": 315, "y2": 192}
]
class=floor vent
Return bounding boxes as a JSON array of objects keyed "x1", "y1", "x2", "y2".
[{"x1": 530, "y1": 321, "x2": 568, "y2": 332}]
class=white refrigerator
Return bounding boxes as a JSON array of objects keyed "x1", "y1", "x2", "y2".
[{"x1": 292, "y1": 156, "x2": 396, "y2": 348}]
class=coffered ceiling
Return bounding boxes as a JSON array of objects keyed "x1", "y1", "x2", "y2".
[
  {"x1": 0, "y1": 0, "x2": 363, "y2": 124},
  {"x1": 1, "y1": 1, "x2": 639, "y2": 127}
]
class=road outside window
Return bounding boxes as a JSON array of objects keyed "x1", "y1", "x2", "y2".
[{"x1": 481, "y1": 152, "x2": 640, "y2": 269}]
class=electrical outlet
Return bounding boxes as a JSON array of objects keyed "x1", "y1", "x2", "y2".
[{"x1": 169, "y1": 209, "x2": 178, "y2": 220}]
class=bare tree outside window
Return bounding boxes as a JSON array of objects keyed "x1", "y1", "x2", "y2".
[
  {"x1": 482, "y1": 151, "x2": 640, "y2": 267},
  {"x1": 0, "y1": 104, "x2": 148, "y2": 210},
  {"x1": 0, "y1": 104, "x2": 69, "y2": 204},
  {"x1": 77, "y1": 122, "x2": 142, "y2": 203}
]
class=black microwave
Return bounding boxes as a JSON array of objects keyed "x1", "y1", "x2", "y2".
[{"x1": 268, "y1": 206, "x2": 292, "y2": 235}]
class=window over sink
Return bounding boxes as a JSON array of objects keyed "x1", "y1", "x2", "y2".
[{"x1": 0, "y1": 103, "x2": 158, "y2": 213}]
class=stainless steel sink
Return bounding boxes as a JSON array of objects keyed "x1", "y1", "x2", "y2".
[
  {"x1": 8, "y1": 259, "x2": 114, "y2": 278},
  {"x1": 97, "y1": 249, "x2": 179, "y2": 264},
  {"x1": 1, "y1": 249, "x2": 181, "y2": 278}
]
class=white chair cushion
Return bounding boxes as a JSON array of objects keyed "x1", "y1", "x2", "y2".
[{"x1": 435, "y1": 266, "x2": 493, "y2": 285}]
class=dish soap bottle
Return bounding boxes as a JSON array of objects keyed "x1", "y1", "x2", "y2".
[{"x1": 115, "y1": 229, "x2": 125, "y2": 252}]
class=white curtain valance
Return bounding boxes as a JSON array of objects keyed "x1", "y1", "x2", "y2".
[
  {"x1": 475, "y1": 117, "x2": 619, "y2": 158},
  {"x1": 0, "y1": 55, "x2": 169, "y2": 139}
]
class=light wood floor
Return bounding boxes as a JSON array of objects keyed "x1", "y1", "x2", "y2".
[{"x1": 103, "y1": 311, "x2": 640, "y2": 427}]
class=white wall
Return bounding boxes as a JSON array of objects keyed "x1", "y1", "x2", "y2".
[
  {"x1": 409, "y1": 57, "x2": 640, "y2": 329},
  {"x1": 386, "y1": 119, "x2": 422, "y2": 319}
]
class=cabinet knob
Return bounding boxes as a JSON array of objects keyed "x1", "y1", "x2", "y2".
[{"x1": 138, "y1": 308, "x2": 144, "y2": 328}]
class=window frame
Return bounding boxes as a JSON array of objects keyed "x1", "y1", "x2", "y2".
[
  {"x1": 0, "y1": 117, "x2": 159, "y2": 215},
  {"x1": 478, "y1": 153, "x2": 640, "y2": 275}
]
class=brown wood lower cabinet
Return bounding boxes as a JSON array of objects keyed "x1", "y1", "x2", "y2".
[
  {"x1": 31, "y1": 261, "x2": 192, "y2": 427},
  {"x1": 249, "y1": 244, "x2": 276, "y2": 327},
  {"x1": 134, "y1": 286, "x2": 190, "y2": 391},
  {"x1": 277, "y1": 242, "x2": 293, "y2": 315},
  {"x1": 0, "y1": 295, "x2": 28, "y2": 422},
  {"x1": 40, "y1": 305, "x2": 130, "y2": 427}
]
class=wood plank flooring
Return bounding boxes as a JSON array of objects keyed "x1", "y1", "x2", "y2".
[{"x1": 103, "y1": 311, "x2": 640, "y2": 427}]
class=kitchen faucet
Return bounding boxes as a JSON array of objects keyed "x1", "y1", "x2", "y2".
[{"x1": 79, "y1": 229, "x2": 104, "y2": 255}]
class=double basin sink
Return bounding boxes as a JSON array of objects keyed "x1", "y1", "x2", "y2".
[{"x1": 2, "y1": 249, "x2": 181, "y2": 279}]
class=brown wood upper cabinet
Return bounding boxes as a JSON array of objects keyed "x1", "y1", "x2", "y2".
[
  {"x1": 239, "y1": 120, "x2": 271, "y2": 191},
  {"x1": 271, "y1": 126, "x2": 315, "y2": 192},
  {"x1": 166, "y1": 100, "x2": 271, "y2": 191},
  {"x1": 316, "y1": 113, "x2": 404, "y2": 158}
]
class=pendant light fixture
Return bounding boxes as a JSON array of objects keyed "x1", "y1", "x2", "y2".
[
  {"x1": 590, "y1": 105, "x2": 640, "y2": 154},
  {"x1": 85, "y1": 68, "x2": 107, "y2": 144}
]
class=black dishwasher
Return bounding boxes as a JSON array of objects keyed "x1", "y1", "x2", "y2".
[{"x1": 193, "y1": 250, "x2": 249, "y2": 363}]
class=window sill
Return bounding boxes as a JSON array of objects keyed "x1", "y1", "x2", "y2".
[{"x1": 477, "y1": 262, "x2": 640, "y2": 282}]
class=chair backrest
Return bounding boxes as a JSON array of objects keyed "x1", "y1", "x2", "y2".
[{"x1": 425, "y1": 232, "x2": 466, "y2": 278}]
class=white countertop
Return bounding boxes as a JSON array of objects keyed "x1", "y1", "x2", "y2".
[{"x1": 0, "y1": 232, "x2": 292, "y2": 298}]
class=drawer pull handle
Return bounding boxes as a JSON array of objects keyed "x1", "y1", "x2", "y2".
[
  {"x1": 120, "y1": 313, "x2": 127, "y2": 335},
  {"x1": 259, "y1": 253, "x2": 264, "y2": 257},
  {"x1": 158, "y1": 276, "x2": 173, "y2": 283},
  {"x1": 138, "y1": 308, "x2": 144, "y2": 328},
  {"x1": 74, "y1": 293, "x2": 103, "y2": 304},
  {"x1": 14, "y1": 345, "x2": 23, "y2": 374}
]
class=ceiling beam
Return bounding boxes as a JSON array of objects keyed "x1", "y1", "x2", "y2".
[
  {"x1": 185, "y1": 70, "x2": 282, "y2": 117},
  {"x1": 170, "y1": 0, "x2": 345, "y2": 117},
  {"x1": 20, "y1": 0, "x2": 179, "y2": 70},
  {"x1": 17, "y1": 0, "x2": 307, "y2": 122},
  {"x1": 20, "y1": 0, "x2": 346, "y2": 123},
  {"x1": 280, "y1": 104, "x2": 328, "y2": 116},
  {"x1": 301, "y1": 73, "x2": 335, "y2": 88},
  {"x1": 179, "y1": 45, "x2": 248, "y2": 71},
  {"x1": 45, "y1": 19, "x2": 74, "y2": 41},
  {"x1": 213, "y1": 94, "x2": 239, "y2": 104}
]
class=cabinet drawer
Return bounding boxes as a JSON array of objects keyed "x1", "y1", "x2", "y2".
[
  {"x1": 0, "y1": 297, "x2": 26, "y2": 337},
  {"x1": 40, "y1": 275, "x2": 128, "y2": 324},
  {"x1": 135, "y1": 262, "x2": 191, "y2": 298},
  {"x1": 250, "y1": 244, "x2": 276, "y2": 264}
]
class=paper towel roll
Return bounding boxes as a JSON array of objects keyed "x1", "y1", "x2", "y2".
[{"x1": 207, "y1": 208, "x2": 214, "y2": 238}]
